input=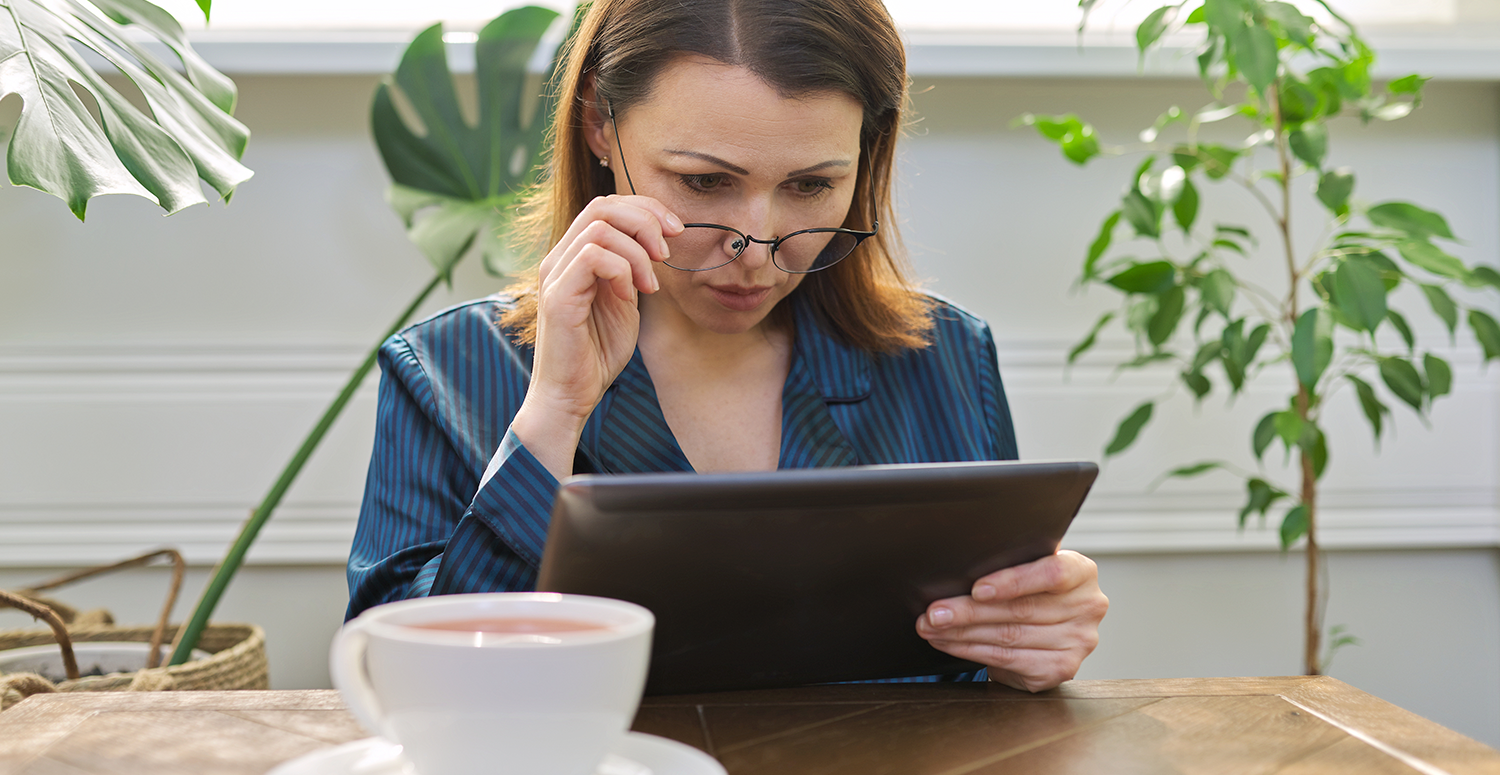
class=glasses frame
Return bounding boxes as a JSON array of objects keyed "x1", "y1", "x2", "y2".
[{"x1": 606, "y1": 103, "x2": 878, "y2": 274}]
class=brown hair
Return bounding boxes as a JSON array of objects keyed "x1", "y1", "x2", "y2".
[{"x1": 503, "y1": 0, "x2": 932, "y2": 352}]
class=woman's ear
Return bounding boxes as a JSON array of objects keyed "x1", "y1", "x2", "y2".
[{"x1": 579, "y1": 79, "x2": 612, "y2": 163}]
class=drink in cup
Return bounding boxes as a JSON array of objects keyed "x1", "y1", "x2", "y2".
[{"x1": 330, "y1": 592, "x2": 654, "y2": 775}]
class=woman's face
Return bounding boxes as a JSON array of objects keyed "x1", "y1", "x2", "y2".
[{"x1": 589, "y1": 56, "x2": 865, "y2": 337}]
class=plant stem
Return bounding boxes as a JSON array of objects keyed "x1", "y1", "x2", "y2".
[
  {"x1": 1301, "y1": 432, "x2": 1321, "y2": 675},
  {"x1": 167, "y1": 272, "x2": 448, "y2": 666},
  {"x1": 1269, "y1": 77, "x2": 1322, "y2": 676}
]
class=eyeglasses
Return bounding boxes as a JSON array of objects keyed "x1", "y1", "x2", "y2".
[{"x1": 608, "y1": 105, "x2": 877, "y2": 274}]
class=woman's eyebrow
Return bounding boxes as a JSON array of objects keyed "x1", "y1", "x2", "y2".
[
  {"x1": 664, "y1": 150, "x2": 750, "y2": 175},
  {"x1": 785, "y1": 159, "x2": 851, "y2": 178},
  {"x1": 663, "y1": 151, "x2": 852, "y2": 179}
]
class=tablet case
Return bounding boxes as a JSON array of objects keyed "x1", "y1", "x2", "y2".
[{"x1": 536, "y1": 459, "x2": 1097, "y2": 695}]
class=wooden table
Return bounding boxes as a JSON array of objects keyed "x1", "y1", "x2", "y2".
[{"x1": 1, "y1": 677, "x2": 1496, "y2": 774}]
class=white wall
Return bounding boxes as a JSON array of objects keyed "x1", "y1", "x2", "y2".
[{"x1": 1, "y1": 68, "x2": 1497, "y2": 746}]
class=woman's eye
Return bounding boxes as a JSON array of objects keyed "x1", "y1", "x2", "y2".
[
  {"x1": 681, "y1": 174, "x2": 726, "y2": 191},
  {"x1": 794, "y1": 179, "x2": 834, "y2": 196}
]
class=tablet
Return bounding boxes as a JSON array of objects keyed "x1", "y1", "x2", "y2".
[{"x1": 535, "y1": 459, "x2": 1097, "y2": 695}]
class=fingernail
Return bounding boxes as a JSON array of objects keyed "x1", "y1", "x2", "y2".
[
  {"x1": 660, "y1": 238, "x2": 670, "y2": 258},
  {"x1": 929, "y1": 607, "x2": 953, "y2": 627},
  {"x1": 666, "y1": 211, "x2": 683, "y2": 231},
  {"x1": 974, "y1": 584, "x2": 995, "y2": 601},
  {"x1": 651, "y1": 273, "x2": 660, "y2": 292}
]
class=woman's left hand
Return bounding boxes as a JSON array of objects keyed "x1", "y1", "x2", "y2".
[{"x1": 915, "y1": 549, "x2": 1107, "y2": 692}]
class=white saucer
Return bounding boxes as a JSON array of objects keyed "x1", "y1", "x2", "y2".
[{"x1": 267, "y1": 732, "x2": 727, "y2": 775}]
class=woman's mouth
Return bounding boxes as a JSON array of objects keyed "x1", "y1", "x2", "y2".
[{"x1": 707, "y1": 284, "x2": 774, "y2": 311}]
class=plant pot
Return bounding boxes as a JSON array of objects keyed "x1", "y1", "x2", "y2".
[{"x1": 0, "y1": 642, "x2": 210, "y2": 684}]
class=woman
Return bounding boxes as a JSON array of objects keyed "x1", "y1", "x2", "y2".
[{"x1": 348, "y1": 0, "x2": 1107, "y2": 692}]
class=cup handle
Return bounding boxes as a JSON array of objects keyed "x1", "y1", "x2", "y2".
[{"x1": 329, "y1": 619, "x2": 389, "y2": 738}]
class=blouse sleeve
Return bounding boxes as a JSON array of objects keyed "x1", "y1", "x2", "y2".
[
  {"x1": 977, "y1": 321, "x2": 1020, "y2": 461},
  {"x1": 344, "y1": 333, "x2": 557, "y2": 619}
]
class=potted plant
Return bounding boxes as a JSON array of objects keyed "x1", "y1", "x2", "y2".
[
  {"x1": 2, "y1": 0, "x2": 573, "y2": 677},
  {"x1": 164, "y1": 4, "x2": 576, "y2": 664},
  {"x1": 1021, "y1": 0, "x2": 1500, "y2": 674}
]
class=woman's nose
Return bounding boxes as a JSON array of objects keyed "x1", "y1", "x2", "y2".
[{"x1": 730, "y1": 206, "x2": 778, "y2": 269}]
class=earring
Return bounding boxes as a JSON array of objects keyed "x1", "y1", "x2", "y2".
[{"x1": 599, "y1": 157, "x2": 610, "y2": 169}]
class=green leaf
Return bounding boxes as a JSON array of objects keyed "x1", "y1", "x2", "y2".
[
  {"x1": 1182, "y1": 369, "x2": 1212, "y2": 399},
  {"x1": 1069, "y1": 311, "x2": 1116, "y2": 365},
  {"x1": 1191, "y1": 339, "x2": 1221, "y2": 372},
  {"x1": 1174, "y1": 178, "x2": 1200, "y2": 233},
  {"x1": 1201, "y1": 268, "x2": 1236, "y2": 317},
  {"x1": 1215, "y1": 225, "x2": 1255, "y2": 243},
  {"x1": 1186, "y1": 5, "x2": 1207, "y2": 24},
  {"x1": 1378, "y1": 356, "x2": 1426, "y2": 412},
  {"x1": 1108, "y1": 261, "x2": 1177, "y2": 294},
  {"x1": 1203, "y1": 0, "x2": 1245, "y2": 33},
  {"x1": 1220, "y1": 318, "x2": 1268, "y2": 392},
  {"x1": 1084, "y1": 211, "x2": 1122, "y2": 280},
  {"x1": 1291, "y1": 308, "x2": 1333, "y2": 389},
  {"x1": 1397, "y1": 240, "x2": 1470, "y2": 281},
  {"x1": 1162, "y1": 461, "x2": 1223, "y2": 480},
  {"x1": 388, "y1": 185, "x2": 523, "y2": 276},
  {"x1": 1239, "y1": 478, "x2": 1288, "y2": 528},
  {"x1": 1148, "y1": 285, "x2": 1186, "y2": 346},
  {"x1": 1369, "y1": 202, "x2": 1456, "y2": 241},
  {"x1": 1117, "y1": 352, "x2": 1176, "y2": 370},
  {"x1": 1471, "y1": 266, "x2": 1500, "y2": 293},
  {"x1": 1277, "y1": 78, "x2": 1319, "y2": 124},
  {"x1": 1123, "y1": 189, "x2": 1162, "y2": 239},
  {"x1": 1425, "y1": 353, "x2": 1453, "y2": 401},
  {"x1": 1332, "y1": 259, "x2": 1387, "y2": 332},
  {"x1": 1263, "y1": 2, "x2": 1315, "y2": 46},
  {"x1": 1386, "y1": 309, "x2": 1414, "y2": 352},
  {"x1": 1280, "y1": 504, "x2": 1309, "y2": 549},
  {"x1": 1347, "y1": 374, "x2": 1389, "y2": 444},
  {"x1": 1388, "y1": 74, "x2": 1429, "y2": 95},
  {"x1": 1137, "y1": 5, "x2": 1176, "y2": 53},
  {"x1": 0, "y1": 0, "x2": 252, "y2": 217},
  {"x1": 1289, "y1": 123, "x2": 1327, "y2": 168},
  {"x1": 1105, "y1": 402, "x2": 1155, "y2": 456},
  {"x1": 1024, "y1": 113, "x2": 1102, "y2": 165},
  {"x1": 1231, "y1": 23, "x2": 1279, "y2": 94},
  {"x1": 374, "y1": 8, "x2": 564, "y2": 276},
  {"x1": 1359, "y1": 250, "x2": 1403, "y2": 291},
  {"x1": 1274, "y1": 410, "x2": 1305, "y2": 451},
  {"x1": 1301, "y1": 424, "x2": 1328, "y2": 479},
  {"x1": 1253, "y1": 411, "x2": 1277, "y2": 460},
  {"x1": 1199, "y1": 145, "x2": 1240, "y2": 179},
  {"x1": 1316, "y1": 168, "x2": 1355, "y2": 216},
  {"x1": 1212, "y1": 238, "x2": 1249, "y2": 256},
  {"x1": 1470, "y1": 309, "x2": 1500, "y2": 362},
  {"x1": 1420, "y1": 284, "x2": 1459, "y2": 338}
]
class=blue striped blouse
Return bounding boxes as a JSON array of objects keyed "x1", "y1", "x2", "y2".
[{"x1": 346, "y1": 291, "x2": 1019, "y2": 682}]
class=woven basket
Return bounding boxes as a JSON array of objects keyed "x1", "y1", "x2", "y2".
[
  {"x1": 0, "y1": 623, "x2": 268, "y2": 697},
  {"x1": 0, "y1": 549, "x2": 269, "y2": 709}
]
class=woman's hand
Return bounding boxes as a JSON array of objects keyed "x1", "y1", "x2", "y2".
[
  {"x1": 915, "y1": 550, "x2": 1107, "y2": 692},
  {"x1": 511, "y1": 195, "x2": 683, "y2": 479}
]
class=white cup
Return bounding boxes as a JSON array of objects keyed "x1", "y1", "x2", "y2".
[{"x1": 330, "y1": 592, "x2": 654, "y2": 775}]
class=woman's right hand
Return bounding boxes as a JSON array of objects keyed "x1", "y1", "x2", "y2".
[{"x1": 510, "y1": 195, "x2": 683, "y2": 479}]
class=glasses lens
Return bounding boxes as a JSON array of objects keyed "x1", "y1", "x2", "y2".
[
  {"x1": 773, "y1": 230, "x2": 861, "y2": 273},
  {"x1": 664, "y1": 225, "x2": 743, "y2": 271}
]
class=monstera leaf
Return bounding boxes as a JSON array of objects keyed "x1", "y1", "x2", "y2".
[
  {"x1": 0, "y1": 0, "x2": 251, "y2": 218},
  {"x1": 373, "y1": 5, "x2": 564, "y2": 277}
]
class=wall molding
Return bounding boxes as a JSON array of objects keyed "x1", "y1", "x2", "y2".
[
  {"x1": 0, "y1": 491, "x2": 1493, "y2": 568},
  {"x1": 93, "y1": 27, "x2": 1500, "y2": 80},
  {"x1": 2, "y1": 340, "x2": 1495, "y2": 566}
]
